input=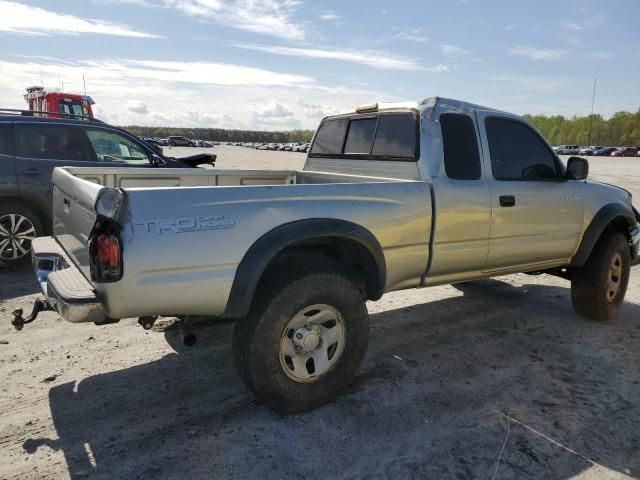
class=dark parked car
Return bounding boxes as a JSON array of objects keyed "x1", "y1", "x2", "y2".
[
  {"x1": 167, "y1": 136, "x2": 195, "y2": 147},
  {"x1": 592, "y1": 147, "x2": 617, "y2": 156},
  {"x1": 0, "y1": 112, "x2": 215, "y2": 266}
]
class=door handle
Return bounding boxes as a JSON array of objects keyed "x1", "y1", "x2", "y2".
[
  {"x1": 499, "y1": 195, "x2": 516, "y2": 207},
  {"x1": 21, "y1": 168, "x2": 43, "y2": 176}
]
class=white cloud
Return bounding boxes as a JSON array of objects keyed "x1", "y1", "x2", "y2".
[
  {"x1": 391, "y1": 29, "x2": 430, "y2": 43},
  {"x1": 440, "y1": 44, "x2": 469, "y2": 58},
  {"x1": 296, "y1": 98, "x2": 342, "y2": 118},
  {"x1": 254, "y1": 100, "x2": 294, "y2": 120},
  {"x1": 507, "y1": 46, "x2": 568, "y2": 60},
  {"x1": 234, "y1": 43, "x2": 424, "y2": 71},
  {"x1": 319, "y1": 12, "x2": 339, "y2": 21},
  {"x1": 252, "y1": 100, "x2": 301, "y2": 127},
  {"x1": 126, "y1": 100, "x2": 150, "y2": 114},
  {"x1": 0, "y1": 0, "x2": 160, "y2": 38},
  {"x1": 0, "y1": 57, "x2": 378, "y2": 129},
  {"x1": 427, "y1": 64, "x2": 449, "y2": 73},
  {"x1": 160, "y1": 0, "x2": 304, "y2": 40}
]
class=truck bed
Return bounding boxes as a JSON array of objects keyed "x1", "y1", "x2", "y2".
[
  {"x1": 69, "y1": 166, "x2": 406, "y2": 188},
  {"x1": 50, "y1": 166, "x2": 432, "y2": 320}
]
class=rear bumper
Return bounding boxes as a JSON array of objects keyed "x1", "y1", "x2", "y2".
[{"x1": 31, "y1": 237, "x2": 104, "y2": 323}]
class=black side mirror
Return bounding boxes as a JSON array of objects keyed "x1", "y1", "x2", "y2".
[
  {"x1": 151, "y1": 154, "x2": 164, "y2": 167},
  {"x1": 566, "y1": 156, "x2": 589, "y2": 180}
]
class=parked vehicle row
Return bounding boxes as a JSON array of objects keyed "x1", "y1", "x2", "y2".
[
  {"x1": 138, "y1": 138, "x2": 312, "y2": 153},
  {"x1": 244, "y1": 142, "x2": 310, "y2": 152},
  {"x1": 554, "y1": 145, "x2": 640, "y2": 157},
  {"x1": 139, "y1": 136, "x2": 218, "y2": 148}
]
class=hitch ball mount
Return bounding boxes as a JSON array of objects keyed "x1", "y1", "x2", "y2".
[{"x1": 11, "y1": 298, "x2": 53, "y2": 331}]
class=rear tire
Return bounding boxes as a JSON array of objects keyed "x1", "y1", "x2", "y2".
[
  {"x1": 571, "y1": 232, "x2": 631, "y2": 321},
  {"x1": 0, "y1": 203, "x2": 43, "y2": 268},
  {"x1": 233, "y1": 254, "x2": 369, "y2": 414}
]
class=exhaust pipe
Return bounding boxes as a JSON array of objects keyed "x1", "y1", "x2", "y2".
[{"x1": 179, "y1": 318, "x2": 197, "y2": 347}]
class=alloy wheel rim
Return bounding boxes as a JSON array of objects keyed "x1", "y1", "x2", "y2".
[
  {"x1": 0, "y1": 214, "x2": 37, "y2": 260},
  {"x1": 606, "y1": 252, "x2": 623, "y2": 302},
  {"x1": 279, "y1": 304, "x2": 346, "y2": 383}
]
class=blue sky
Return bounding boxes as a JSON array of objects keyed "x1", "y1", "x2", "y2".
[{"x1": 0, "y1": 0, "x2": 638, "y2": 129}]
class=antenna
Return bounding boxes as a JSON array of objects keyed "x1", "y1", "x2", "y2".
[
  {"x1": 83, "y1": 75, "x2": 87, "y2": 96},
  {"x1": 587, "y1": 77, "x2": 597, "y2": 146}
]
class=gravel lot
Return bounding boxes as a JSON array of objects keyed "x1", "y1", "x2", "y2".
[{"x1": 0, "y1": 147, "x2": 639, "y2": 480}]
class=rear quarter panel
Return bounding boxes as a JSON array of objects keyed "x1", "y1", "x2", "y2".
[{"x1": 100, "y1": 180, "x2": 431, "y2": 319}]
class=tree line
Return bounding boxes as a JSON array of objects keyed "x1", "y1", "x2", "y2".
[
  {"x1": 123, "y1": 126, "x2": 316, "y2": 143},
  {"x1": 123, "y1": 108, "x2": 640, "y2": 146},
  {"x1": 524, "y1": 109, "x2": 640, "y2": 146}
]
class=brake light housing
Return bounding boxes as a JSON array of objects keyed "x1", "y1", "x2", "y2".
[{"x1": 90, "y1": 233, "x2": 122, "y2": 282}]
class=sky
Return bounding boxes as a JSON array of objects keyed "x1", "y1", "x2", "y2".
[{"x1": 0, "y1": 0, "x2": 638, "y2": 130}]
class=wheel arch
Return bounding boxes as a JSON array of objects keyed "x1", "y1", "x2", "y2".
[
  {"x1": 0, "y1": 194, "x2": 50, "y2": 234},
  {"x1": 223, "y1": 219, "x2": 386, "y2": 318},
  {"x1": 570, "y1": 203, "x2": 636, "y2": 267}
]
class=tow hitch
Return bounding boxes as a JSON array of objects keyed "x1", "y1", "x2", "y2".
[{"x1": 11, "y1": 298, "x2": 53, "y2": 330}]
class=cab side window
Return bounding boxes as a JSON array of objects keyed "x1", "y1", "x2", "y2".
[
  {"x1": 485, "y1": 117, "x2": 559, "y2": 180},
  {"x1": 14, "y1": 124, "x2": 87, "y2": 161},
  {"x1": 440, "y1": 113, "x2": 481, "y2": 180},
  {"x1": 85, "y1": 129, "x2": 150, "y2": 164}
]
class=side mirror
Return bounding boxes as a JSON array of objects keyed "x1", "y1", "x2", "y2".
[
  {"x1": 566, "y1": 156, "x2": 589, "y2": 180},
  {"x1": 151, "y1": 154, "x2": 164, "y2": 167}
]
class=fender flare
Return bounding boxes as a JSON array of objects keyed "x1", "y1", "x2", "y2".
[
  {"x1": 570, "y1": 203, "x2": 635, "y2": 267},
  {"x1": 223, "y1": 218, "x2": 386, "y2": 318}
]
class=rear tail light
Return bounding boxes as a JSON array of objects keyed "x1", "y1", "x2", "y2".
[{"x1": 90, "y1": 234, "x2": 122, "y2": 282}]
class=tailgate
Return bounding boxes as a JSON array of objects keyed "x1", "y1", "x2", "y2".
[{"x1": 51, "y1": 167, "x2": 106, "y2": 282}]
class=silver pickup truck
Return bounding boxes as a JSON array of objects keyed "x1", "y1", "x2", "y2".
[{"x1": 19, "y1": 97, "x2": 640, "y2": 413}]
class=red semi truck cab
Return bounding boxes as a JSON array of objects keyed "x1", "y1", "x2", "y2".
[{"x1": 24, "y1": 86, "x2": 95, "y2": 119}]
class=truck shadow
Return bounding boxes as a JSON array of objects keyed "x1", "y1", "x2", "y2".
[
  {"x1": 23, "y1": 277, "x2": 640, "y2": 479},
  {"x1": 0, "y1": 264, "x2": 40, "y2": 301}
]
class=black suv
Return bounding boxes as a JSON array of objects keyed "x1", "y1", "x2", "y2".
[
  {"x1": 0, "y1": 113, "x2": 212, "y2": 266},
  {"x1": 167, "y1": 136, "x2": 195, "y2": 147}
]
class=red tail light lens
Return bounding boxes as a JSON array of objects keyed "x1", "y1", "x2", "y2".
[{"x1": 91, "y1": 234, "x2": 122, "y2": 281}]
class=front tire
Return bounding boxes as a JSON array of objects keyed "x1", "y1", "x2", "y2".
[
  {"x1": 233, "y1": 255, "x2": 369, "y2": 413},
  {"x1": 0, "y1": 203, "x2": 43, "y2": 267},
  {"x1": 571, "y1": 232, "x2": 631, "y2": 321}
]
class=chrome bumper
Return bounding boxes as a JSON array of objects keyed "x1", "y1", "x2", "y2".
[
  {"x1": 31, "y1": 237, "x2": 105, "y2": 323},
  {"x1": 631, "y1": 225, "x2": 640, "y2": 266}
]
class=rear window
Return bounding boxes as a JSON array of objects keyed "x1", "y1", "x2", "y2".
[
  {"x1": 0, "y1": 123, "x2": 12, "y2": 156},
  {"x1": 344, "y1": 118, "x2": 376, "y2": 154},
  {"x1": 310, "y1": 112, "x2": 418, "y2": 160},
  {"x1": 372, "y1": 114, "x2": 417, "y2": 158},
  {"x1": 14, "y1": 124, "x2": 87, "y2": 161},
  {"x1": 309, "y1": 118, "x2": 348, "y2": 155}
]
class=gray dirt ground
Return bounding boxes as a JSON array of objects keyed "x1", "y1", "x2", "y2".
[{"x1": 0, "y1": 147, "x2": 639, "y2": 480}]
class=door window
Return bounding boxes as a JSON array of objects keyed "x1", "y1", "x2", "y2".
[
  {"x1": 14, "y1": 124, "x2": 87, "y2": 161},
  {"x1": 85, "y1": 129, "x2": 150, "y2": 164},
  {"x1": 440, "y1": 113, "x2": 481, "y2": 180},
  {"x1": 485, "y1": 117, "x2": 559, "y2": 180}
]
